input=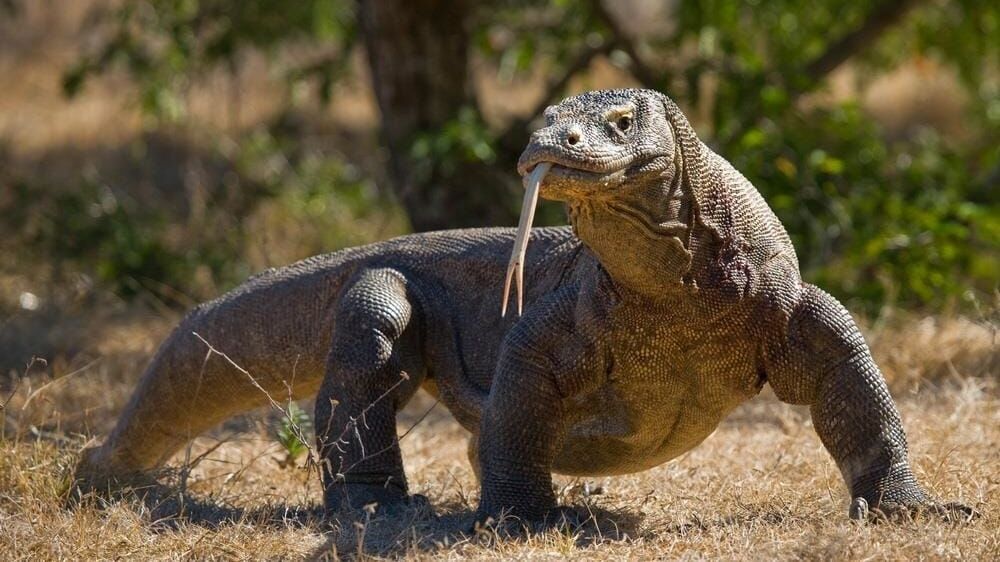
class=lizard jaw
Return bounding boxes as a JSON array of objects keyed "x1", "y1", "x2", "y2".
[
  {"x1": 526, "y1": 162, "x2": 629, "y2": 202},
  {"x1": 524, "y1": 162, "x2": 626, "y2": 182},
  {"x1": 517, "y1": 146, "x2": 635, "y2": 177}
]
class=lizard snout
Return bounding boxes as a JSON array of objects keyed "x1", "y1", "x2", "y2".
[{"x1": 518, "y1": 124, "x2": 588, "y2": 176}]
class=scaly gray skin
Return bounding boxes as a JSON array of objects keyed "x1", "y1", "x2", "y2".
[{"x1": 75, "y1": 89, "x2": 970, "y2": 525}]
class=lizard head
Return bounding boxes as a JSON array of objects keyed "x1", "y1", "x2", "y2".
[
  {"x1": 502, "y1": 88, "x2": 711, "y2": 314},
  {"x1": 517, "y1": 88, "x2": 679, "y2": 202},
  {"x1": 501, "y1": 89, "x2": 713, "y2": 313}
]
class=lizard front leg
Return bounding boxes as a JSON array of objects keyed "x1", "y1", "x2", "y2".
[
  {"x1": 476, "y1": 286, "x2": 604, "y2": 524},
  {"x1": 765, "y1": 284, "x2": 974, "y2": 521}
]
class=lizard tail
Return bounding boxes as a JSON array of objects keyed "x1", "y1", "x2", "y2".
[{"x1": 72, "y1": 309, "x2": 323, "y2": 493}]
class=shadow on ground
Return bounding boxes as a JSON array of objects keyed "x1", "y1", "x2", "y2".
[{"x1": 70, "y1": 480, "x2": 647, "y2": 558}]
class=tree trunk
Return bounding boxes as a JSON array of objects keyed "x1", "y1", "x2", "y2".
[{"x1": 358, "y1": 0, "x2": 516, "y2": 232}]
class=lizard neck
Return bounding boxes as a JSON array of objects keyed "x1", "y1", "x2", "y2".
[{"x1": 568, "y1": 166, "x2": 699, "y2": 300}]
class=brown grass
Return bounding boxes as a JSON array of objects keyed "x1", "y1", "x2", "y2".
[{"x1": 0, "y1": 305, "x2": 996, "y2": 560}]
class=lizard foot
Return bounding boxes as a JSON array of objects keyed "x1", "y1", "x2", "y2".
[
  {"x1": 65, "y1": 443, "x2": 160, "y2": 507},
  {"x1": 324, "y1": 482, "x2": 434, "y2": 519},
  {"x1": 849, "y1": 496, "x2": 979, "y2": 524},
  {"x1": 471, "y1": 505, "x2": 595, "y2": 538}
]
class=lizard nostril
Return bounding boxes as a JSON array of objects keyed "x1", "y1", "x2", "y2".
[{"x1": 566, "y1": 127, "x2": 582, "y2": 146}]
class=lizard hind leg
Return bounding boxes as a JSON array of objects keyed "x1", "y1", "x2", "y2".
[
  {"x1": 466, "y1": 432, "x2": 481, "y2": 482},
  {"x1": 316, "y1": 267, "x2": 427, "y2": 514}
]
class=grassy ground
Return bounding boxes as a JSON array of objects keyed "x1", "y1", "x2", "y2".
[{"x1": 0, "y1": 307, "x2": 996, "y2": 560}]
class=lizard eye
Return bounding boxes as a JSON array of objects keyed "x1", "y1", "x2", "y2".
[{"x1": 615, "y1": 115, "x2": 632, "y2": 132}]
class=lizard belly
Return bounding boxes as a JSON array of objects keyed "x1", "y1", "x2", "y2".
[
  {"x1": 553, "y1": 384, "x2": 730, "y2": 476},
  {"x1": 552, "y1": 322, "x2": 763, "y2": 476}
]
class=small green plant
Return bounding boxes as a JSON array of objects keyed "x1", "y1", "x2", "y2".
[{"x1": 275, "y1": 402, "x2": 313, "y2": 467}]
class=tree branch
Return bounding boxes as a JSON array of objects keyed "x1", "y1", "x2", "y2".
[
  {"x1": 589, "y1": 0, "x2": 660, "y2": 88},
  {"x1": 501, "y1": 0, "x2": 924, "y2": 152},
  {"x1": 498, "y1": 0, "x2": 667, "y2": 153},
  {"x1": 532, "y1": 40, "x2": 615, "y2": 121},
  {"x1": 804, "y1": 0, "x2": 924, "y2": 81},
  {"x1": 497, "y1": 38, "x2": 614, "y2": 154},
  {"x1": 717, "y1": 0, "x2": 927, "y2": 146}
]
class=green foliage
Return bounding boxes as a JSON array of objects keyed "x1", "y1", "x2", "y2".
[
  {"x1": 9, "y1": 179, "x2": 241, "y2": 302},
  {"x1": 5, "y1": 126, "x2": 403, "y2": 303},
  {"x1": 473, "y1": 0, "x2": 605, "y2": 82},
  {"x1": 729, "y1": 103, "x2": 997, "y2": 311},
  {"x1": 275, "y1": 402, "x2": 313, "y2": 464},
  {"x1": 471, "y1": 0, "x2": 998, "y2": 311},
  {"x1": 660, "y1": 0, "x2": 999, "y2": 311},
  {"x1": 240, "y1": 127, "x2": 408, "y2": 260},
  {"x1": 409, "y1": 107, "x2": 497, "y2": 179},
  {"x1": 58, "y1": 0, "x2": 999, "y2": 312},
  {"x1": 64, "y1": 0, "x2": 357, "y2": 119}
]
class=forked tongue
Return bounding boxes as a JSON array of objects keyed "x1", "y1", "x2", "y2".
[{"x1": 502, "y1": 161, "x2": 552, "y2": 317}]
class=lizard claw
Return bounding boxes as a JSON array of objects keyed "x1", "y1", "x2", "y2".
[
  {"x1": 323, "y1": 482, "x2": 434, "y2": 519},
  {"x1": 470, "y1": 504, "x2": 594, "y2": 538},
  {"x1": 849, "y1": 496, "x2": 979, "y2": 524},
  {"x1": 849, "y1": 497, "x2": 869, "y2": 521},
  {"x1": 927, "y1": 501, "x2": 980, "y2": 523}
]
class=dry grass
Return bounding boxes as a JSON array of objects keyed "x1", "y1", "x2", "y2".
[{"x1": 0, "y1": 305, "x2": 997, "y2": 560}]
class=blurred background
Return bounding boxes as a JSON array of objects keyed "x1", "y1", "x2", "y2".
[{"x1": 0, "y1": 0, "x2": 997, "y2": 379}]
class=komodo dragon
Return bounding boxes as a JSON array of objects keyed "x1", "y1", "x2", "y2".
[{"x1": 75, "y1": 88, "x2": 972, "y2": 525}]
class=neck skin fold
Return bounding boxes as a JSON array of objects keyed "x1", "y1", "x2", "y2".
[{"x1": 568, "y1": 162, "x2": 699, "y2": 300}]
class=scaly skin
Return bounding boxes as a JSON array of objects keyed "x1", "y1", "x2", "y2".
[{"x1": 75, "y1": 89, "x2": 971, "y2": 525}]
